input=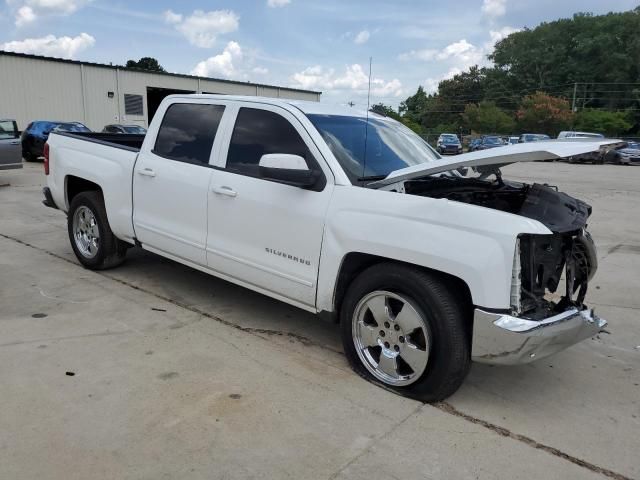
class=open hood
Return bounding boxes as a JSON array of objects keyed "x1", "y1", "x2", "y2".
[{"x1": 367, "y1": 139, "x2": 622, "y2": 189}]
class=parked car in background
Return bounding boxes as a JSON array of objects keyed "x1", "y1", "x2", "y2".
[
  {"x1": 21, "y1": 121, "x2": 91, "y2": 161},
  {"x1": 436, "y1": 133, "x2": 462, "y2": 155},
  {"x1": 0, "y1": 118, "x2": 23, "y2": 170},
  {"x1": 519, "y1": 133, "x2": 550, "y2": 143},
  {"x1": 557, "y1": 131, "x2": 605, "y2": 139},
  {"x1": 468, "y1": 138, "x2": 482, "y2": 152},
  {"x1": 605, "y1": 142, "x2": 640, "y2": 165},
  {"x1": 102, "y1": 124, "x2": 147, "y2": 134},
  {"x1": 475, "y1": 135, "x2": 505, "y2": 151},
  {"x1": 508, "y1": 136, "x2": 519, "y2": 145},
  {"x1": 557, "y1": 132, "x2": 607, "y2": 163}
]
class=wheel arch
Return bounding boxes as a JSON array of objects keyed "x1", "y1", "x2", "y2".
[
  {"x1": 65, "y1": 175, "x2": 102, "y2": 210},
  {"x1": 327, "y1": 252, "x2": 473, "y2": 326}
]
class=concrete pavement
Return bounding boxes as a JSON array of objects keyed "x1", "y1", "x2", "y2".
[{"x1": 1, "y1": 162, "x2": 638, "y2": 479}]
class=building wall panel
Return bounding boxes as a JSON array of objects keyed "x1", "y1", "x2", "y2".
[
  {"x1": 0, "y1": 53, "x2": 320, "y2": 131},
  {"x1": 0, "y1": 56, "x2": 84, "y2": 129}
]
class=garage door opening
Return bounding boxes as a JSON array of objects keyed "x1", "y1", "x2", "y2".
[{"x1": 146, "y1": 87, "x2": 195, "y2": 124}]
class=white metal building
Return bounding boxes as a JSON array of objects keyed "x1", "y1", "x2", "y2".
[{"x1": 0, "y1": 51, "x2": 321, "y2": 131}]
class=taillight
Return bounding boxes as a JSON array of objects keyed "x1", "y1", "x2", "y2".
[{"x1": 43, "y1": 143, "x2": 50, "y2": 175}]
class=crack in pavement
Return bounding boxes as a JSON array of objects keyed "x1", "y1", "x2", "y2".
[
  {"x1": 0, "y1": 231, "x2": 633, "y2": 480},
  {"x1": 434, "y1": 402, "x2": 634, "y2": 480},
  {"x1": 327, "y1": 403, "x2": 426, "y2": 480},
  {"x1": 0, "y1": 232, "x2": 339, "y2": 354}
]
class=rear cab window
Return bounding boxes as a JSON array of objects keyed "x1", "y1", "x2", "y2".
[{"x1": 153, "y1": 103, "x2": 225, "y2": 165}]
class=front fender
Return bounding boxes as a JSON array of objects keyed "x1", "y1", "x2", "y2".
[{"x1": 316, "y1": 186, "x2": 551, "y2": 313}]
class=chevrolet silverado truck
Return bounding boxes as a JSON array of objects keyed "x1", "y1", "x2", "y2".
[{"x1": 43, "y1": 95, "x2": 612, "y2": 401}]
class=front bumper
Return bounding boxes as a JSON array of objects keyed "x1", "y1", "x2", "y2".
[{"x1": 471, "y1": 307, "x2": 607, "y2": 365}]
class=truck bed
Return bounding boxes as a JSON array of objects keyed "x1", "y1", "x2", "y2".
[
  {"x1": 46, "y1": 130, "x2": 142, "y2": 243},
  {"x1": 53, "y1": 131, "x2": 145, "y2": 151}
]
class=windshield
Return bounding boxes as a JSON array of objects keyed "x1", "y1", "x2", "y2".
[
  {"x1": 626, "y1": 142, "x2": 640, "y2": 150},
  {"x1": 56, "y1": 123, "x2": 90, "y2": 132},
  {"x1": 123, "y1": 125, "x2": 146, "y2": 134},
  {"x1": 307, "y1": 114, "x2": 440, "y2": 183},
  {"x1": 442, "y1": 136, "x2": 459, "y2": 144}
]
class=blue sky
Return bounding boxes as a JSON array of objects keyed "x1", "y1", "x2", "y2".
[{"x1": 1, "y1": 0, "x2": 638, "y2": 107}]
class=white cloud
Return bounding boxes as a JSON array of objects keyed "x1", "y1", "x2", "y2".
[
  {"x1": 354, "y1": 30, "x2": 370, "y2": 45},
  {"x1": 481, "y1": 0, "x2": 507, "y2": 19},
  {"x1": 15, "y1": 6, "x2": 35, "y2": 26},
  {"x1": 1, "y1": 32, "x2": 95, "y2": 59},
  {"x1": 291, "y1": 64, "x2": 403, "y2": 97},
  {"x1": 165, "y1": 9, "x2": 239, "y2": 48},
  {"x1": 267, "y1": 0, "x2": 290, "y2": 7},
  {"x1": 252, "y1": 66, "x2": 269, "y2": 75},
  {"x1": 417, "y1": 27, "x2": 521, "y2": 94},
  {"x1": 400, "y1": 39, "x2": 483, "y2": 67},
  {"x1": 191, "y1": 41, "x2": 243, "y2": 78},
  {"x1": 9, "y1": 0, "x2": 90, "y2": 26},
  {"x1": 488, "y1": 26, "x2": 520, "y2": 45},
  {"x1": 163, "y1": 9, "x2": 182, "y2": 24}
]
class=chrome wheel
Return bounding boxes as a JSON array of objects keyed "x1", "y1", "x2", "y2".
[
  {"x1": 72, "y1": 205, "x2": 100, "y2": 259},
  {"x1": 352, "y1": 290, "x2": 430, "y2": 386}
]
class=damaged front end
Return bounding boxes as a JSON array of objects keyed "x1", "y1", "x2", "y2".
[{"x1": 403, "y1": 173, "x2": 607, "y2": 364}]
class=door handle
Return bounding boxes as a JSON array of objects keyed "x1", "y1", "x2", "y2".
[
  {"x1": 137, "y1": 168, "x2": 156, "y2": 178},
  {"x1": 211, "y1": 186, "x2": 237, "y2": 197}
]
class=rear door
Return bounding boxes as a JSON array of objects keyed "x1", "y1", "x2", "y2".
[
  {"x1": 132, "y1": 100, "x2": 227, "y2": 265},
  {"x1": 0, "y1": 120, "x2": 22, "y2": 169},
  {"x1": 206, "y1": 103, "x2": 334, "y2": 309}
]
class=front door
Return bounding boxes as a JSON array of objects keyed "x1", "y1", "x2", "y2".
[
  {"x1": 0, "y1": 120, "x2": 21, "y2": 168},
  {"x1": 206, "y1": 104, "x2": 333, "y2": 308},
  {"x1": 133, "y1": 101, "x2": 226, "y2": 265}
]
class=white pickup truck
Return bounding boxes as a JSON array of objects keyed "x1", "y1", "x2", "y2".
[{"x1": 43, "y1": 95, "x2": 612, "y2": 401}]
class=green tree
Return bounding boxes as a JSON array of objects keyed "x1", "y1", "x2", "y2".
[
  {"x1": 516, "y1": 92, "x2": 574, "y2": 136},
  {"x1": 574, "y1": 109, "x2": 633, "y2": 136},
  {"x1": 370, "y1": 102, "x2": 423, "y2": 133},
  {"x1": 125, "y1": 57, "x2": 166, "y2": 73},
  {"x1": 370, "y1": 103, "x2": 402, "y2": 121},
  {"x1": 462, "y1": 101, "x2": 515, "y2": 134},
  {"x1": 399, "y1": 87, "x2": 429, "y2": 125}
]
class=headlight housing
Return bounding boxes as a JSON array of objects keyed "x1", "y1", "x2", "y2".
[{"x1": 511, "y1": 231, "x2": 598, "y2": 318}]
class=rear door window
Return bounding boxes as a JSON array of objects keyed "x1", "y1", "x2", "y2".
[{"x1": 154, "y1": 103, "x2": 225, "y2": 165}]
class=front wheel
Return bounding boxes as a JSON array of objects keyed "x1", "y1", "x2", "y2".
[
  {"x1": 67, "y1": 191, "x2": 128, "y2": 270},
  {"x1": 340, "y1": 263, "x2": 470, "y2": 402}
]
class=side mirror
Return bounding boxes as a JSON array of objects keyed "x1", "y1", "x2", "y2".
[{"x1": 258, "y1": 154, "x2": 319, "y2": 189}]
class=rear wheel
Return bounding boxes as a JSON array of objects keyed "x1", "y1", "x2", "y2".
[
  {"x1": 67, "y1": 191, "x2": 128, "y2": 270},
  {"x1": 23, "y1": 151, "x2": 38, "y2": 162},
  {"x1": 341, "y1": 263, "x2": 471, "y2": 402}
]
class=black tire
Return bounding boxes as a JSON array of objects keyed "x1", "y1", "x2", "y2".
[
  {"x1": 23, "y1": 151, "x2": 38, "y2": 162},
  {"x1": 67, "y1": 191, "x2": 128, "y2": 270},
  {"x1": 341, "y1": 263, "x2": 471, "y2": 402}
]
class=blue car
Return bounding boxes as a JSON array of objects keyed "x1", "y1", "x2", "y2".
[
  {"x1": 475, "y1": 135, "x2": 505, "y2": 151},
  {"x1": 21, "y1": 120, "x2": 90, "y2": 161},
  {"x1": 436, "y1": 133, "x2": 462, "y2": 155}
]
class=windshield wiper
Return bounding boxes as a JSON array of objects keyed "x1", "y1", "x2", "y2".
[{"x1": 357, "y1": 175, "x2": 387, "y2": 181}]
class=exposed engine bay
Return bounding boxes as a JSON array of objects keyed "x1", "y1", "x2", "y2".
[{"x1": 403, "y1": 173, "x2": 598, "y2": 319}]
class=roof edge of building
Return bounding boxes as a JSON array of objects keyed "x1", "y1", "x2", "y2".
[{"x1": 0, "y1": 50, "x2": 321, "y2": 96}]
